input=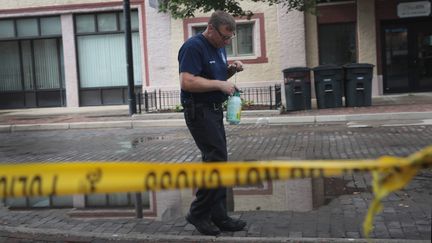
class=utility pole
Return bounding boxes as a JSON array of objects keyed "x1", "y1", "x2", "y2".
[
  {"x1": 124, "y1": 0, "x2": 141, "y2": 218},
  {"x1": 123, "y1": 0, "x2": 137, "y2": 116}
]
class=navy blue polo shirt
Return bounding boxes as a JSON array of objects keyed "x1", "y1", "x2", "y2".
[{"x1": 178, "y1": 33, "x2": 228, "y2": 104}]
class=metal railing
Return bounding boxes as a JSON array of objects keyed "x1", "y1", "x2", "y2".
[{"x1": 136, "y1": 84, "x2": 281, "y2": 113}]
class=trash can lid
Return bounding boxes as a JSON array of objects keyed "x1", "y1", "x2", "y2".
[
  {"x1": 343, "y1": 63, "x2": 374, "y2": 69},
  {"x1": 282, "y1": 67, "x2": 310, "y2": 73},
  {"x1": 312, "y1": 64, "x2": 343, "y2": 71}
]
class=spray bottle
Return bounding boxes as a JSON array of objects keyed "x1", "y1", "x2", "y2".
[
  {"x1": 226, "y1": 66, "x2": 242, "y2": 125},
  {"x1": 226, "y1": 90, "x2": 242, "y2": 124}
]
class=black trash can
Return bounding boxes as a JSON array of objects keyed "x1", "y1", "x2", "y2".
[
  {"x1": 313, "y1": 65, "x2": 343, "y2": 109},
  {"x1": 282, "y1": 67, "x2": 311, "y2": 111},
  {"x1": 343, "y1": 63, "x2": 374, "y2": 107}
]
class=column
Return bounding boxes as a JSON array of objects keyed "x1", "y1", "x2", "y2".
[
  {"x1": 61, "y1": 14, "x2": 79, "y2": 107},
  {"x1": 357, "y1": 0, "x2": 380, "y2": 95}
]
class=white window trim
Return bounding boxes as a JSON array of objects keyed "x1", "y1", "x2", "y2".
[
  {"x1": 232, "y1": 18, "x2": 260, "y2": 61},
  {"x1": 188, "y1": 19, "x2": 261, "y2": 61}
]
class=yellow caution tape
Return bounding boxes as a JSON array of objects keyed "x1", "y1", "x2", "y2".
[
  {"x1": 363, "y1": 148, "x2": 432, "y2": 238},
  {"x1": 1, "y1": 146, "x2": 431, "y2": 238}
]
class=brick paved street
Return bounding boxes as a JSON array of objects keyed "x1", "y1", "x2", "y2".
[
  {"x1": 0, "y1": 123, "x2": 431, "y2": 242},
  {"x1": 0, "y1": 123, "x2": 431, "y2": 162}
]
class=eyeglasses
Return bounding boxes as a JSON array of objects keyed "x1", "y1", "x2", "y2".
[{"x1": 214, "y1": 26, "x2": 236, "y2": 41}]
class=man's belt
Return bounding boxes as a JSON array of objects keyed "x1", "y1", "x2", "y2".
[
  {"x1": 194, "y1": 102, "x2": 223, "y2": 111},
  {"x1": 183, "y1": 100, "x2": 223, "y2": 111}
]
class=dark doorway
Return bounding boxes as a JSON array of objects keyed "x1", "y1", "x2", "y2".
[{"x1": 382, "y1": 17, "x2": 432, "y2": 93}]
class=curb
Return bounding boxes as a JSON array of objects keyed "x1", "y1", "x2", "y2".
[
  {"x1": 1, "y1": 111, "x2": 432, "y2": 133},
  {"x1": 132, "y1": 110, "x2": 281, "y2": 120},
  {"x1": 0, "y1": 225, "x2": 429, "y2": 243}
]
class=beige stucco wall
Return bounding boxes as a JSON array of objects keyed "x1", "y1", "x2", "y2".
[
  {"x1": 305, "y1": 12, "x2": 319, "y2": 98},
  {"x1": 61, "y1": 14, "x2": 79, "y2": 107},
  {"x1": 305, "y1": 13, "x2": 319, "y2": 69},
  {"x1": 144, "y1": 0, "x2": 173, "y2": 89},
  {"x1": 357, "y1": 0, "x2": 381, "y2": 96},
  {"x1": 277, "y1": 6, "x2": 306, "y2": 69},
  {"x1": 166, "y1": 2, "x2": 283, "y2": 90}
]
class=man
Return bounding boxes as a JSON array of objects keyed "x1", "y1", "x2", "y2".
[{"x1": 178, "y1": 10, "x2": 246, "y2": 236}]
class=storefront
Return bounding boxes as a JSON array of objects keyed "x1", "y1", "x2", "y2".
[
  {"x1": 0, "y1": 16, "x2": 65, "y2": 108},
  {"x1": 0, "y1": 2, "x2": 145, "y2": 110},
  {"x1": 377, "y1": 0, "x2": 432, "y2": 93}
]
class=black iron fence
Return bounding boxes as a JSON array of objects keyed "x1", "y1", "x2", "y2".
[{"x1": 136, "y1": 84, "x2": 281, "y2": 113}]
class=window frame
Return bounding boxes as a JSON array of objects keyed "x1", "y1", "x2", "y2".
[
  {"x1": 190, "y1": 22, "x2": 256, "y2": 58},
  {"x1": 0, "y1": 15, "x2": 62, "y2": 41},
  {"x1": 74, "y1": 10, "x2": 139, "y2": 36},
  {"x1": 183, "y1": 13, "x2": 268, "y2": 64}
]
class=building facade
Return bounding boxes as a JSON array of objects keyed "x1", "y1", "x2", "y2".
[
  {"x1": 1, "y1": 0, "x2": 431, "y2": 110},
  {"x1": 309, "y1": 0, "x2": 432, "y2": 95}
]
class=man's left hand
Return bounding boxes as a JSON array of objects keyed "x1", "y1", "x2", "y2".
[{"x1": 228, "y1": 61, "x2": 244, "y2": 73}]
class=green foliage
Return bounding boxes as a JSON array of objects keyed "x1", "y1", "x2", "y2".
[
  {"x1": 174, "y1": 104, "x2": 184, "y2": 112},
  {"x1": 158, "y1": 0, "x2": 317, "y2": 19},
  {"x1": 222, "y1": 98, "x2": 254, "y2": 110},
  {"x1": 241, "y1": 98, "x2": 254, "y2": 107}
]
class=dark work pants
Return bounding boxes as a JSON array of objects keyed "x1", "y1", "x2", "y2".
[{"x1": 183, "y1": 103, "x2": 229, "y2": 221}]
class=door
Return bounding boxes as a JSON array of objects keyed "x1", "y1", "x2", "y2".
[
  {"x1": 415, "y1": 21, "x2": 432, "y2": 90},
  {"x1": 382, "y1": 18, "x2": 432, "y2": 93}
]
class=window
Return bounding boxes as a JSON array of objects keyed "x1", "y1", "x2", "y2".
[
  {"x1": 40, "y1": 17, "x2": 62, "y2": 36},
  {"x1": 318, "y1": 23, "x2": 356, "y2": 65},
  {"x1": 75, "y1": 14, "x2": 96, "y2": 33},
  {"x1": 0, "y1": 39, "x2": 63, "y2": 92},
  {"x1": 0, "y1": 20, "x2": 14, "y2": 38},
  {"x1": 192, "y1": 22, "x2": 255, "y2": 58},
  {"x1": 0, "y1": 41, "x2": 21, "y2": 91},
  {"x1": 0, "y1": 16, "x2": 64, "y2": 109},
  {"x1": 192, "y1": 26, "x2": 206, "y2": 35},
  {"x1": 97, "y1": 13, "x2": 117, "y2": 32},
  {"x1": 75, "y1": 11, "x2": 139, "y2": 34},
  {"x1": 77, "y1": 33, "x2": 142, "y2": 87},
  {"x1": 185, "y1": 13, "x2": 267, "y2": 63},
  {"x1": 0, "y1": 16, "x2": 61, "y2": 39},
  {"x1": 0, "y1": 16, "x2": 64, "y2": 92},
  {"x1": 17, "y1": 18, "x2": 38, "y2": 37},
  {"x1": 232, "y1": 23, "x2": 254, "y2": 56},
  {"x1": 75, "y1": 11, "x2": 142, "y2": 88},
  {"x1": 119, "y1": 11, "x2": 139, "y2": 31}
]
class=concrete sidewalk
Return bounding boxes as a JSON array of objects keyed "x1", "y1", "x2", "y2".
[{"x1": 0, "y1": 93, "x2": 431, "y2": 132}]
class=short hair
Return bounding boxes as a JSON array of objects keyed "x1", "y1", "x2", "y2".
[{"x1": 208, "y1": 10, "x2": 236, "y2": 31}]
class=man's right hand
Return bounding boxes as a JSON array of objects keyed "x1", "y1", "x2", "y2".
[{"x1": 219, "y1": 81, "x2": 237, "y2": 96}]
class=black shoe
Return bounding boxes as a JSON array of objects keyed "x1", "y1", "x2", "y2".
[
  {"x1": 186, "y1": 213, "x2": 221, "y2": 236},
  {"x1": 212, "y1": 217, "x2": 247, "y2": 231}
]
